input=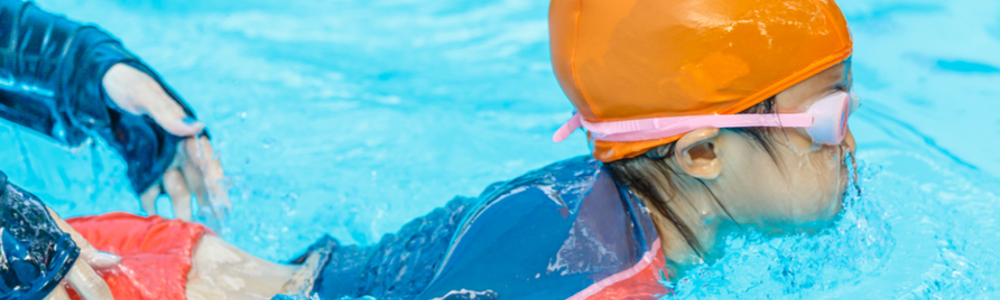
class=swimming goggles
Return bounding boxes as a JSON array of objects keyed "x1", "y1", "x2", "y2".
[{"x1": 552, "y1": 90, "x2": 860, "y2": 146}]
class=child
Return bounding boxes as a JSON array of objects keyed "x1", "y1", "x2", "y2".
[{"x1": 13, "y1": 0, "x2": 860, "y2": 299}]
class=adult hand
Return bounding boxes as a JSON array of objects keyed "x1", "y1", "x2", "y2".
[
  {"x1": 102, "y1": 63, "x2": 230, "y2": 221},
  {"x1": 142, "y1": 136, "x2": 230, "y2": 221},
  {"x1": 44, "y1": 208, "x2": 118, "y2": 300}
]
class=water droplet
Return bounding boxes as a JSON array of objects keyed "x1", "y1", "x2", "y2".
[
  {"x1": 263, "y1": 138, "x2": 276, "y2": 148},
  {"x1": 281, "y1": 193, "x2": 298, "y2": 216}
]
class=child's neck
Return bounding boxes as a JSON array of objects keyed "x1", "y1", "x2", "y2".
[{"x1": 637, "y1": 175, "x2": 732, "y2": 271}]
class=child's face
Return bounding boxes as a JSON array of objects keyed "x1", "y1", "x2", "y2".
[{"x1": 713, "y1": 64, "x2": 855, "y2": 232}]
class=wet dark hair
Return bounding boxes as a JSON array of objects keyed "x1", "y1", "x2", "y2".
[{"x1": 606, "y1": 97, "x2": 778, "y2": 258}]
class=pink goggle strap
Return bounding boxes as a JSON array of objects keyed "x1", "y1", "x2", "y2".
[
  {"x1": 553, "y1": 91, "x2": 855, "y2": 144},
  {"x1": 552, "y1": 113, "x2": 814, "y2": 143}
]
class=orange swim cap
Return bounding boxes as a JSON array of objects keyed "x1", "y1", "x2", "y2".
[{"x1": 549, "y1": 0, "x2": 853, "y2": 162}]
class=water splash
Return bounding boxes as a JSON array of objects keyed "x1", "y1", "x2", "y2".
[{"x1": 668, "y1": 159, "x2": 894, "y2": 299}]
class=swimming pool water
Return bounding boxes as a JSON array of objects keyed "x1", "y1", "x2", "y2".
[{"x1": 1, "y1": 0, "x2": 998, "y2": 298}]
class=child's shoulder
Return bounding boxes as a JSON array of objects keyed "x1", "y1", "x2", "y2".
[
  {"x1": 476, "y1": 155, "x2": 604, "y2": 204},
  {"x1": 419, "y1": 156, "x2": 664, "y2": 299},
  {"x1": 460, "y1": 155, "x2": 608, "y2": 231}
]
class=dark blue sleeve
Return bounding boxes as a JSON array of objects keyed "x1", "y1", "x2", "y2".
[
  {"x1": 0, "y1": 171, "x2": 79, "y2": 300},
  {"x1": 0, "y1": 0, "x2": 199, "y2": 193},
  {"x1": 415, "y1": 157, "x2": 649, "y2": 300},
  {"x1": 415, "y1": 185, "x2": 591, "y2": 300}
]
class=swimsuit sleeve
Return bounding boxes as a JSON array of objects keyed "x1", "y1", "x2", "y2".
[
  {"x1": 415, "y1": 180, "x2": 590, "y2": 299},
  {"x1": 0, "y1": 171, "x2": 80, "y2": 300},
  {"x1": 0, "y1": 0, "x2": 199, "y2": 193},
  {"x1": 416, "y1": 157, "x2": 671, "y2": 300}
]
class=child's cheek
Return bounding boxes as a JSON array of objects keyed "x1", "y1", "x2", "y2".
[
  {"x1": 779, "y1": 128, "x2": 815, "y2": 153},
  {"x1": 797, "y1": 148, "x2": 845, "y2": 221},
  {"x1": 767, "y1": 148, "x2": 844, "y2": 224}
]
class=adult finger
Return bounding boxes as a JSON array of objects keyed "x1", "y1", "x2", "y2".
[
  {"x1": 181, "y1": 137, "x2": 230, "y2": 219},
  {"x1": 43, "y1": 285, "x2": 71, "y2": 300},
  {"x1": 102, "y1": 63, "x2": 205, "y2": 136},
  {"x1": 139, "y1": 85, "x2": 205, "y2": 137},
  {"x1": 101, "y1": 64, "x2": 144, "y2": 115},
  {"x1": 47, "y1": 208, "x2": 122, "y2": 270},
  {"x1": 65, "y1": 260, "x2": 114, "y2": 300},
  {"x1": 186, "y1": 136, "x2": 230, "y2": 210},
  {"x1": 139, "y1": 184, "x2": 161, "y2": 216},
  {"x1": 179, "y1": 147, "x2": 208, "y2": 210},
  {"x1": 163, "y1": 168, "x2": 193, "y2": 221}
]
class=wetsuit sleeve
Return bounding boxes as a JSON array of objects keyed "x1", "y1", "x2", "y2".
[
  {"x1": 0, "y1": 171, "x2": 80, "y2": 300},
  {"x1": 416, "y1": 186, "x2": 588, "y2": 300},
  {"x1": 0, "y1": 0, "x2": 199, "y2": 193}
]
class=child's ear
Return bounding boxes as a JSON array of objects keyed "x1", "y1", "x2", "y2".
[{"x1": 673, "y1": 128, "x2": 723, "y2": 179}]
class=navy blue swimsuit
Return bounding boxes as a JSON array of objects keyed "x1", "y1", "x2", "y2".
[{"x1": 295, "y1": 156, "x2": 668, "y2": 300}]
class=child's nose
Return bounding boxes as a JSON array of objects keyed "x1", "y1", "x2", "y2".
[{"x1": 843, "y1": 128, "x2": 856, "y2": 153}]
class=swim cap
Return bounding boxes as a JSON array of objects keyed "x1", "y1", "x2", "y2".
[{"x1": 549, "y1": 0, "x2": 853, "y2": 162}]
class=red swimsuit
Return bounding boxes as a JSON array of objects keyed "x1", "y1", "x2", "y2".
[{"x1": 65, "y1": 213, "x2": 210, "y2": 300}]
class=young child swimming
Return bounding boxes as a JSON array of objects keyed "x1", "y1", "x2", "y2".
[{"x1": 1, "y1": 0, "x2": 859, "y2": 299}]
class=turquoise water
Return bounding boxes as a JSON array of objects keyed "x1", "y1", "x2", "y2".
[{"x1": 1, "y1": 0, "x2": 999, "y2": 298}]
